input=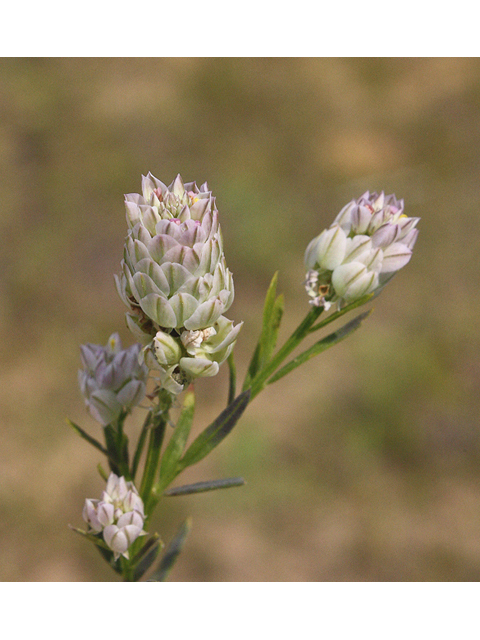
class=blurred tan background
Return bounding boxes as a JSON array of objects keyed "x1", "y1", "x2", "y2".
[{"x1": 1, "y1": 58, "x2": 479, "y2": 581}]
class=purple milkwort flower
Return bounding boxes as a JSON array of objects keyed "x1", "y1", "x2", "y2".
[
  {"x1": 78, "y1": 333, "x2": 148, "y2": 426},
  {"x1": 304, "y1": 191, "x2": 419, "y2": 309}
]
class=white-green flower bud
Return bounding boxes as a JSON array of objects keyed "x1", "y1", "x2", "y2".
[
  {"x1": 305, "y1": 192, "x2": 419, "y2": 309},
  {"x1": 153, "y1": 330, "x2": 183, "y2": 366},
  {"x1": 140, "y1": 316, "x2": 242, "y2": 395},
  {"x1": 331, "y1": 262, "x2": 378, "y2": 301},
  {"x1": 305, "y1": 225, "x2": 347, "y2": 271},
  {"x1": 82, "y1": 499, "x2": 103, "y2": 533}
]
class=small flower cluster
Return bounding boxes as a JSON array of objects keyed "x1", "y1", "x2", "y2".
[
  {"x1": 83, "y1": 473, "x2": 146, "y2": 560},
  {"x1": 305, "y1": 191, "x2": 419, "y2": 309},
  {"x1": 115, "y1": 173, "x2": 242, "y2": 394},
  {"x1": 78, "y1": 333, "x2": 148, "y2": 425}
]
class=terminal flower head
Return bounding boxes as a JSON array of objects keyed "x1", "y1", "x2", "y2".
[
  {"x1": 304, "y1": 191, "x2": 419, "y2": 309},
  {"x1": 115, "y1": 172, "x2": 235, "y2": 337},
  {"x1": 115, "y1": 173, "x2": 241, "y2": 393}
]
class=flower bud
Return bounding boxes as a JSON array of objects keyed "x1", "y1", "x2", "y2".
[
  {"x1": 142, "y1": 316, "x2": 242, "y2": 395},
  {"x1": 331, "y1": 262, "x2": 378, "y2": 301},
  {"x1": 305, "y1": 226, "x2": 347, "y2": 271},
  {"x1": 153, "y1": 330, "x2": 183, "y2": 366},
  {"x1": 82, "y1": 499, "x2": 103, "y2": 533},
  {"x1": 82, "y1": 473, "x2": 147, "y2": 561},
  {"x1": 305, "y1": 191, "x2": 419, "y2": 309},
  {"x1": 78, "y1": 334, "x2": 148, "y2": 425}
]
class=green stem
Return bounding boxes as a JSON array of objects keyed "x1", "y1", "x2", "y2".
[
  {"x1": 115, "y1": 412, "x2": 130, "y2": 479},
  {"x1": 140, "y1": 390, "x2": 173, "y2": 514},
  {"x1": 103, "y1": 425, "x2": 120, "y2": 475},
  {"x1": 131, "y1": 409, "x2": 153, "y2": 481},
  {"x1": 248, "y1": 305, "x2": 323, "y2": 400},
  {"x1": 227, "y1": 352, "x2": 237, "y2": 406}
]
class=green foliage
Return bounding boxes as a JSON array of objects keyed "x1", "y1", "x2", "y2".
[
  {"x1": 178, "y1": 390, "x2": 251, "y2": 471},
  {"x1": 148, "y1": 518, "x2": 192, "y2": 582},
  {"x1": 268, "y1": 310, "x2": 372, "y2": 385},
  {"x1": 66, "y1": 419, "x2": 107, "y2": 456},
  {"x1": 243, "y1": 272, "x2": 284, "y2": 390},
  {"x1": 164, "y1": 477, "x2": 245, "y2": 496},
  {"x1": 131, "y1": 534, "x2": 163, "y2": 582}
]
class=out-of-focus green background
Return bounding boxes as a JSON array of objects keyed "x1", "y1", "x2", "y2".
[{"x1": 1, "y1": 58, "x2": 479, "y2": 581}]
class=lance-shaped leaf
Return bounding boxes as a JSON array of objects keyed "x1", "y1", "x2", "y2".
[
  {"x1": 130, "y1": 534, "x2": 163, "y2": 582},
  {"x1": 157, "y1": 387, "x2": 195, "y2": 492},
  {"x1": 268, "y1": 310, "x2": 372, "y2": 385},
  {"x1": 265, "y1": 293, "x2": 284, "y2": 360},
  {"x1": 164, "y1": 477, "x2": 245, "y2": 496},
  {"x1": 177, "y1": 390, "x2": 250, "y2": 471},
  {"x1": 148, "y1": 518, "x2": 192, "y2": 582},
  {"x1": 67, "y1": 419, "x2": 108, "y2": 456},
  {"x1": 243, "y1": 272, "x2": 284, "y2": 389}
]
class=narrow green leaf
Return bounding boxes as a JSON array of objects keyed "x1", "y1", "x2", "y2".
[
  {"x1": 96, "y1": 545, "x2": 122, "y2": 574},
  {"x1": 140, "y1": 419, "x2": 168, "y2": 506},
  {"x1": 68, "y1": 525, "x2": 110, "y2": 551},
  {"x1": 67, "y1": 419, "x2": 107, "y2": 455},
  {"x1": 243, "y1": 272, "x2": 279, "y2": 389},
  {"x1": 268, "y1": 310, "x2": 372, "y2": 385},
  {"x1": 130, "y1": 533, "x2": 162, "y2": 566},
  {"x1": 178, "y1": 390, "x2": 250, "y2": 471},
  {"x1": 308, "y1": 293, "x2": 374, "y2": 334},
  {"x1": 164, "y1": 477, "x2": 245, "y2": 496},
  {"x1": 243, "y1": 343, "x2": 261, "y2": 392},
  {"x1": 248, "y1": 304, "x2": 324, "y2": 400},
  {"x1": 131, "y1": 534, "x2": 163, "y2": 582},
  {"x1": 265, "y1": 293, "x2": 284, "y2": 361},
  {"x1": 157, "y1": 387, "x2": 195, "y2": 492},
  {"x1": 148, "y1": 518, "x2": 192, "y2": 582}
]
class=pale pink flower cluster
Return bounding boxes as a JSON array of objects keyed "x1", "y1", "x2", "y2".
[{"x1": 83, "y1": 473, "x2": 146, "y2": 560}]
